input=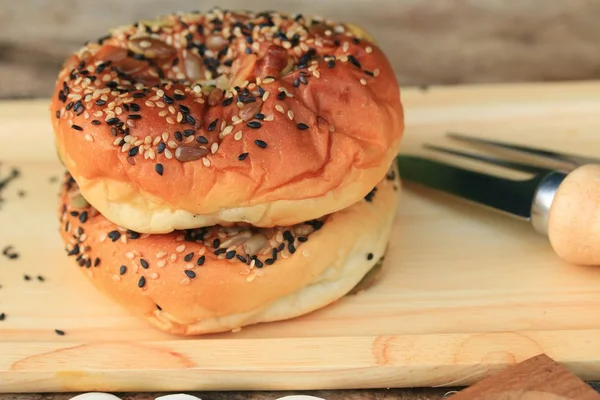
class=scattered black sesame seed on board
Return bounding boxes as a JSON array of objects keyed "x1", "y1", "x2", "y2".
[
  {"x1": 254, "y1": 139, "x2": 267, "y2": 148},
  {"x1": 185, "y1": 270, "x2": 196, "y2": 279},
  {"x1": 155, "y1": 163, "x2": 164, "y2": 176},
  {"x1": 2, "y1": 245, "x2": 19, "y2": 260},
  {"x1": 364, "y1": 187, "x2": 377, "y2": 202},
  {"x1": 0, "y1": 313, "x2": 5, "y2": 321},
  {"x1": 367, "y1": 253, "x2": 374, "y2": 260},
  {"x1": 238, "y1": 152, "x2": 248, "y2": 161},
  {"x1": 37, "y1": 275, "x2": 45, "y2": 282},
  {"x1": 49, "y1": 176, "x2": 59, "y2": 183},
  {"x1": 54, "y1": 329, "x2": 65, "y2": 336},
  {"x1": 156, "y1": 304, "x2": 163, "y2": 311},
  {"x1": 23, "y1": 274, "x2": 31, "y2": 281}
]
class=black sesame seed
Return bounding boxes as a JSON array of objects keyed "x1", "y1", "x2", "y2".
[
  {"x1": 157, "y1": 142, "x2": 166, "y2": 153},
  {"x1": 140, "y1": 259, "x2": 149, "y2": 269},
  {"x1": 196, "y1": 136, "x2": 208, "y2": 144},
  {"x1": 186, "y1": 114, "x2": 196, "y2": 125},
  {"x1": 54, "y1": 329, "x2": 65, "y2": 336},
  {"x1": 183, "y1": 129, "x2": 195, "y2": 137},
  {"x1": 85, "y1": 259, "x2": 92, "y2": 268},
  {"x1": 24, "y1": 274, "x2": 31, "y2": 281},
  {"x1": 254, "y1": 113, "x2": 265, "y2": 120},
  {"x1": 353, "y1": 38, "x2": 360, "y2": 44},
  {"x1": 213, "y1": 238, "x2": 221, "y2": 248},
  {"x1": 65, "y1": 102, "x2": 74, "y2": 111},
  {"x1": 106, "y1": 117, "x2": 120, "y2": 125},
  {"x1": 254, "y1": 258, "x2": 263, "y2": 268},
  {"x1": 107, "y1": 230, "x2": 121, "y2": 242},
  {"x1": 128, "y1": 114, "x2": 142, "y2": 120},
  {"x1": 348, "y1": 55, "x2": 362, "y2": 69},
  {"x1": 297, "y1": 123, "x2": 309, "y2": 130},
  {"x1": 156, "y1": 304, "x2": 162, "y2": 310},
  {"x1": 0, "y1": 313, "x2": 5, "y2": 321},
  {"x1": 214, "y1": 248, "x2": 226, "y2": 256},
  {"x1": 298, "y1": 236, "x2": 308, "y2": 242},
  {"x1": 364, "y1": 70, "x2": 374, "y2": 77},
  {"x1": 55, "y1": 110, "x2": 60, "y2": 119},
  {"x1": 327, "y1": 60, "x2": 336, "y2": 68},
  {"x1": 222, "y1": 97, "x2": 234, "y2": 106},
  {"x1": 238, "y1": 152, "x2": 248, "y2": 161},
  {"x1": 184, "y1": 252, "x2": 194, "y2": 262},
  {"x1": 70, "y1": 211, "x2": 79, "y2": 217},
  {"x1": 174, "y1": 131, "x2": 183, "y2": 141},
  {"x1": 91, "y1": 119, "x2": 101, "y2": 125},
  {"x1": 128, "y1": 146, "x2": 139, "y2": 157},
  {"x1": 283, "y1": 231, "x2": 294, "y2": 242},
  {"x1": 174, "y1": 92, "x2": 185, "y2": 101},
  {"x1": 179, "y1": 104, "x2": 190, "y2": 114},
  {"x1": 130, "y1": 103, "x2": 140, "y2": 112},
  {"x1": 288, "y1": 243, "x2": 296, "y2": 254},
  {"x1": 37, "y1": 275, "x2": 45, "y2": 282},
  {"x1": 197, "y1": 255, "x2": 205, "y2": 266},
  {"x1": 94, "y1": 257, "x2": 101, "y2": 267},
  {"x1": 95, "y1": 99, "x2": 107, "y2": 106},
  {"x1": 208, "y1": 119, "x2": 218, "y2": 131},
  {"x1": 277, "y1": 243, "x2": 285, "y2": 252},
  {"x1": 71, "y1": 125, "x2": 83, "y2": 131},
  {"x1": 119, "y1": 265, "x2": 127, "y2": 275},
  {"x1": 265, "y1": 258, "x2": 275, "y2": 265},
  {"x1": 133, "y1": 92, "x2": 146, "y2": 98},
  {"x1": 367, "y1": 253, "x2": 374, "y2": 260},
  {"x1": 185, "y1": 270, "x2": 196, "y2": 279},
  {"x1": 127, "y1": 230, "x2": 140, "y2": 239},
  {"x1": 163, "y1": 94, "x2": 174, "y2": 104},
  {"x1": 225, "y1": 250, "x2": 236, "y2": 259},
  {"x1": 79, "y1": 211, "x2": 88, "y2": 223},
  {"x1": 293, "y1": 78, "x2": 300, "y2": 87},
  {"x1": 247, "y1": 121, "x2": 262, "y2": 129},
  {"x1": 138, "y1": 276, "x2": 146, "y2": 288},
  {"x1": 236, "y1": 254, "x2": 247, "y2": 263},
  {"x1": 155, "y1": 163, "x2": 164, "y2": 176},
  {"x1": 254, "y1": 139, "x2": 267, "y2": 148},
  {"x1": 277, "y1": 91, "x2": 286, "y2": 100}
]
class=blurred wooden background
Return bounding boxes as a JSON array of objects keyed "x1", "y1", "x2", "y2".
[{"x1": 2, "y1": 0, "x2": 600, "y2": 99}]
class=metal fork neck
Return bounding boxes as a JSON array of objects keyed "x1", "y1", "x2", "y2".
[{"x1": 531, "y1": 171, "x2": 568, "y2": 236}]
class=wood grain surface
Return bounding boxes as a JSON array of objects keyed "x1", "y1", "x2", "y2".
[
  {"x1": 1, "y1": 81, "x2": 600, "y2": 393},
  {"x1": 2, "y1": 0, "x2": 600, "y2": 99}
]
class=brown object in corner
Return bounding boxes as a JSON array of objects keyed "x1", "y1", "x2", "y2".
[{"x1": 450, "y1": 354, "x2": 600, "y2": 400}]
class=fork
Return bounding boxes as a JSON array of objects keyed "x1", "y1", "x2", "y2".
[{"x1": 396, "y1": 132, "x2": 600, "y2": 266}]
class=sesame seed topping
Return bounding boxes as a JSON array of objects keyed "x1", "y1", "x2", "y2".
[
  {"x1": 360, "y1": 79, "x2": 367, "y2": 85},
  {"x1": 297, "y1": 123, "x2": 309, "y2": 130},
  {"x1": 119, "y1": 265, "x2": 127, "y2": 275},
  {"x1": 155, "y1": 163, "x2": 164, "y2": 175},
  {"x1": 184, "y1": 270, "x2": 196, "y2": 279},
  {"x1": 247, "y1": 121, "x2": 262, "y2": 129},
  {"x1": 197, "y1": 255, "x2": 205, "y2": 266},
  {"x1": 238, "y1": 152, "x2": 249, "y2": 161},
  {"x1": 71, "y1": 124, "x2": 83, "y2": 131},
  {"x1": 138, "y1": 276, "x2": 146, "y2": 288},
  {"x1": 254, "y1": 140, "x2": 267, "y2": 149},
  {"x1": 140, "y1": 259, "x2": 149, "y2": 269}
]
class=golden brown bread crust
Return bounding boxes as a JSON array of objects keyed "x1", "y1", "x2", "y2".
[
  {"x1": 57, "y1": 164, "x2": 400, "y2": 335},
  {"x1": 50, "y1": 8, "x2": 404, "y2": 233}
]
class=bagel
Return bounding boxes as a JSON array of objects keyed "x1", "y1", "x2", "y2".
[
  {"x1": 50, "y1": 8, "x2": 404, "y2": 234},
  {"x1": 57, "y1": 163, "x2": 400, "y2": 335}
]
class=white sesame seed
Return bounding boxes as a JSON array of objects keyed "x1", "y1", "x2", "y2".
[
  {"x1": 153, "y1": 136, "x2": 161, "y2": 145},
  {"x1": 246, "y1": 275, "x2": 256, "y2": 282},
  {"x1": 148, "y1": 272, "x2": 159, "y2": 280},
  {"x1": 202, "y1": 157, "x2": 211, "y2": 167},
  {"x1": 166, "y1": 117, "x2": 175, "y2": 124},
  {"x1": 366, "y1": 46, "x2": 373, "y2": 54},
  {"x1": 360, "y1": 78, "x2": 367, "y2": 85},
  {"x1": 121, "y1": 143, "x2": 132, "y2": 153},
  {"x1": 171, "y1": 254, "x2": 177, "y2": 262},
  {"x1": 85, "y1": 134, "x2": 94, "y2": 142},
  {"x1": 158, "y1": 110, "x2": 168, "y2": 117},
  {"x1": 313, "y1": 70, "x2": 321, "y2": 78},
  {"x1": 180, "y1": 277, "x2": 191, "y2": 286},
  {"x1": 155, "y1": 101, "x2": 166, "y2": 108},
  {"x1": 287, "y1": 110, "x2": 294, "y2": 120},
  {"x1": 113, "y1": 137, "x2": 122, "y2": 145},
  {"x1": 185, "y1": 263, "x2": 195, "y2": 270},
  {"x1": 99, "y1": 234, "x2": 107, "y2": 243},
  {"x1": 263, "y1": 77, "x2": 275, "y2": 84},
  {"x1": 176, "y1": 244, "x2": 186, "y2": 253},
  {"x1": 168, "y1": 140, "x2": 178, "y2": 149},
  {"x1": 264, "y1": 115, "x2": 274, "y2": 121},
  {"x1": 343, "y1": 42, "x2": 349, "y2": 52},
  {"x1": 162, "y1": 132, "x2": 169, "y2": 141},
  {"x1": 134, "y1": 139, "x2": 143, "y2": 147},
  {"x1": 156, "y1": 251, "x2": 167, "y2": 258},
  {"x1": 164, "y1": 149, "x2": 173, "y2": 159},
  {"x1": 275, "y1": 104, "x2": 284, "y2": 113},
  {"x1": 262, "y1": 91, "x2": 270, "y2": 102},
  {"x1": 211, "y1": 143, "x2": 219, "y2": 154},
  {"x1": 144, "y1": 135, "x2": 152, "y2": 144},
  {"x1": 157, "y1": 259, "x2": 166, "y2": 268},
  {"x1": 112, "y1": 275, "x2": 121, "y2": 282},
  {"x1": 234, "y1": 131, "x2": 243, "y2": 141},
  {"x1": 125, "y1": 252, "x2": 135, "y2": 260},
  {"x1": 373, "y1": 68, "x2": 380, "y2": 77},
  {"x1": 156, "y1": 89, "x2": 165, "y2": 97}
]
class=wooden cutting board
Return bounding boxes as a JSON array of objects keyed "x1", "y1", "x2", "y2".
[{"x1": 1, "y1": 81, "x2": 600, "y2": 393}]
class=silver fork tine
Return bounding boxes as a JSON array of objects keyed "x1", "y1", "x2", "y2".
[
  {"x1": 446, "y1": 131, "x2": 600, "y2": 166},
  {"x1": 423, "y1": 144, "x2": 551, "y2": 175}
]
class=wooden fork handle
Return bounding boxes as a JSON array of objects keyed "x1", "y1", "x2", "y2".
[{"x1": 547, "y1": 164, "x2": 600, "y2": 266}]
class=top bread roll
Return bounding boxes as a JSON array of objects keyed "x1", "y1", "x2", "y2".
[{"x1": 50, "y1": 8, "x2": 404, "y2": 233}]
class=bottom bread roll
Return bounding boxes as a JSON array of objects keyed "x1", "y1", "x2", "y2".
[{"x1": 57, "y1": 165, "x2": 401, "y2": 335}]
